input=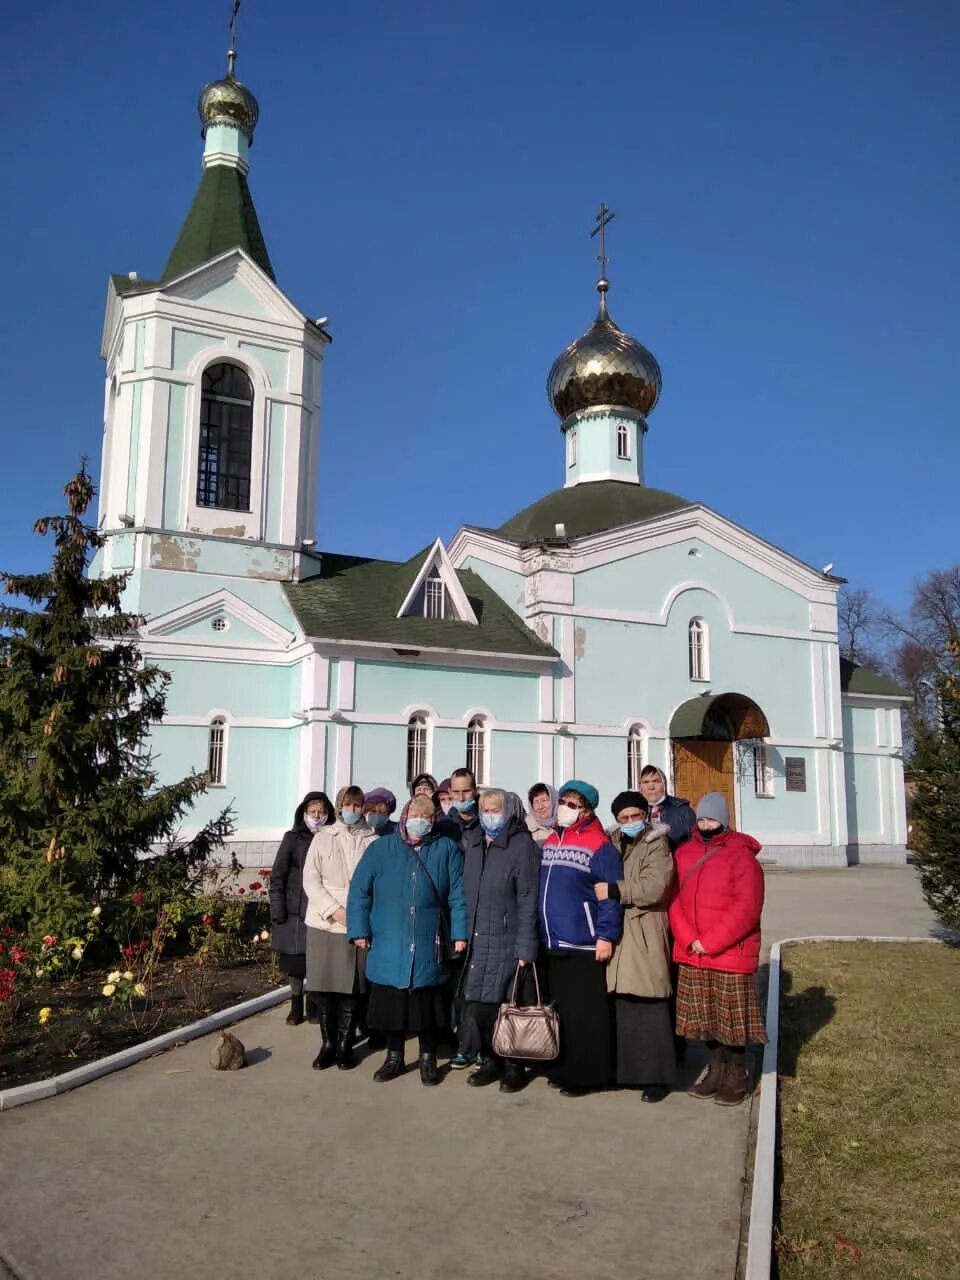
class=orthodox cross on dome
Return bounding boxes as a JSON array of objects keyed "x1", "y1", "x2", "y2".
[
  {"x1": 590, "y1": 202, "x2": 615, "y2": 314},
  {"x1": 227, "y1": 0, "x2": 241, "y2": 78}
]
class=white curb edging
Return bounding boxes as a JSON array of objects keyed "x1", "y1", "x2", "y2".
[
  {"x1": 744, "y1": 935, "x2": 950, "y2": 1280},
  {"x1": 0, "y1": 984, "x2": 291, "y2": 1112}
]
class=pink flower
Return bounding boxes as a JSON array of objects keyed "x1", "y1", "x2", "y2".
[
  {"x1": 258, "y1": 868, "x2": 271, "y2": 877},
  {"x1": 131, "y1": 892, "x2": 145, "y2": 906},
  {"x1": 42, "y1": 935, "x2": 57, "y2": 948},
  {"x1": 202, "y1": 914, "x2": 214, "y2": 927},
  {"x1": 236, "y1": 887, "x2": 245, "y2": 895}
]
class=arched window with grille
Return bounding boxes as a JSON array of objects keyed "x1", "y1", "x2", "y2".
[
  {"x1": 616, "y1": 421, "x2": 630, "y2": 460},
  {"x1": 466, "y1": 716, "x2": 488, "y2": 785},
  {"x1": 207, "y1": 716, "x2": 227, "y2": 785},
  {"x1": 688, "y1": 617, "x2": 709, "y2": 681},
  {"x1": 627, "y1": 725, "x2": 645, "y2": 789},
  {"x1": 406, "y1": 714, "x2": 429, "y2": 782},
  {"x1": 197, "y1": 362, "x2": 253, "y2": 511}
]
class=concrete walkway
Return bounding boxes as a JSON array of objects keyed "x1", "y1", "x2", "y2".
[{"x1": 0, "y1": 866, "x2": 939, "y2": 1280}]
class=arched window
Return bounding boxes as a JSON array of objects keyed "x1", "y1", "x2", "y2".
[
  {"x1": 197, "y1": 362, "x2": 253, "y2": 511},
  {"x1": 406, "y1": 714, "x2": 429, "y2": 782},
  {"x1": 466, "y1": 716, "x2": 488, "y2": 785},
  {"x1": 627, "y1": 725, "x2": 644, "y2": 789},
  {"x1": 688, "y1": 617, "x2": 709, "y2": 681},
  {"x1": 616, "y1": 421, "x2": 630, "y2": 460},
  {"x1": 207, "y1": 716, "x2": 227, "y2": 785},
  {"x1": 567, "y1": 428, "x2": 577, "y2": 467}
]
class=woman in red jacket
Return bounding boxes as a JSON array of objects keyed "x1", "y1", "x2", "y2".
[{"x1": 668, "y1": 793, "x2": 766, "y2": 1106}]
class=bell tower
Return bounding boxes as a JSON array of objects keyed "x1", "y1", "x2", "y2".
[{"x1": 94, "y1": 21, "x2": 329, "y2": 597}]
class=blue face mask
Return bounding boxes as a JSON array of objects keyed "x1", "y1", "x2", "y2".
[
  {"x1": 340, "y1": 809, "x2": 362, "y2": 826},
  {"x1": 453, "y1": 797, "x2": 476, "y2": 812},
  {"x1": 406, "y1": 817, "x2": 432, "y2": 840},
  {"x1": 480, "y1": 812, "x2": 506, "y2": 836},
  {"x1": 365, "y1": 811, "x2": 389, "y2": 831},
  {"x1": 619, "y1": 820, "x2": 646, "y2": 839}
]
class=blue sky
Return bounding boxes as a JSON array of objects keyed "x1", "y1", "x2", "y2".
[{"x1": 1, "y1": 1, "x2": 956, "y2": 612}]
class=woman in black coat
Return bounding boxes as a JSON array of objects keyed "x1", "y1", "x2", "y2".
[
  {"x1": 460, "y1": 790, "x2": 541, "y2": 1093},
  {"x1": 270, "y1": 791, "x2": 333, "y2": 1024}
]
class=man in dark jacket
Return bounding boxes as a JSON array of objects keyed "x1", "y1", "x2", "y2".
[
  {"x1": 460, "y1": 790, "x2": 540, "y2": 1093},
  {"x1": 639, "y1": 766, "x2": 696, "y2": 849},
  {"x1": 269, "y1": 791, "x2": 333, "y2": 1025}
]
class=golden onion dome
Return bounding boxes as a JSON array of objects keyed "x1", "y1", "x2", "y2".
[
  {"x1": 547, "y1": 284, "x2": 661, "y2": 421},
  {"x1": 199, "y1": 75, "x2": 259, "y2": 142}
]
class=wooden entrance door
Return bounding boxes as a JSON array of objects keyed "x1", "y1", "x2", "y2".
[{"x1": 672, "y1": 739, "x2": 736, "y2": 829}]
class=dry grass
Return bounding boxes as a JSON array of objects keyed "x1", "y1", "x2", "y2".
[{"x1": 776, "y1": 942, "x2": 960, "y2": 1280}]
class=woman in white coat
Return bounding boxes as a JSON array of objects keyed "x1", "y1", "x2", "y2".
[{"x1": 303, "y1": 785, "x2": 377, "y2": 1070}]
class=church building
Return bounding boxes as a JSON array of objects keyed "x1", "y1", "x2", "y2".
[{"x1": 91, "y1": 49, "x2": 909, "y2": 868}]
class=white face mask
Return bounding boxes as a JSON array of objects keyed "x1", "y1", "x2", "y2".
[
  {"x1": 556, "y1": 802, "x2": 581, "y2": 828},
  {"x1": 304, "y1": 813, "x2": 325, "y2": 832}
]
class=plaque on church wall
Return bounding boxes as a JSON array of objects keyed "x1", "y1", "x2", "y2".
[{"x1": 785, "y1": 757, "x2": 806, "y2": 792}]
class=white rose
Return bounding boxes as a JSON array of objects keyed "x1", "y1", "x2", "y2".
[
  {"x1": 102, "y1": 983, "x2": 117, "y2": 997},
  {"x1": 91, "y1": 905, "x2": 102, "y2": 918},
  {"x1": 71, "y1": 947, "x2": 83, "y2": 961},
  {"x1": 121, "y1": 970, "x2": 134, "y2": 981},
  {"x1": 260, "y1": 929, "x2": 269, "y2": 941},
  {"x1": 107, "y1": 970, "x2": 121, "y2": 983}
]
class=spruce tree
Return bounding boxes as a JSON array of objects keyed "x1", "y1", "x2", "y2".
[
  {"x1": 909, "y1": 636, "x2": 960, "y2": 930},
  {"x1": 0, "y1": 467, "x2": 232, "y2": 937}
]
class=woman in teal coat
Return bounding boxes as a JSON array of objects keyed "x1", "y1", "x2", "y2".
[{"x1": 347, "y1": 794, "x2": 467, "y2": 1085}]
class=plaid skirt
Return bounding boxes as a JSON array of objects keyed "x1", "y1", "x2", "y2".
[{"x1": 675, "y1": 965, "x2": 767, "y2": 1046}]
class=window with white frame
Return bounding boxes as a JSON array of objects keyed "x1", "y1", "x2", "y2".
[
  {"x1": 207, "y1": 717, "x2": 226, "y2": 785},
  {"x1": 627, "y1": 725, "x2": 645, "y2": 789},
  {"x1": 617, "y1": 421, "x2": 630, "y2": 460},
  {"x1": 406, "y1": 714, "x2": 429, "y2": 782},
  {"x1": 197, "y1": 363, "x2": 253, "y2": 511},
  {"x1": 466, "y1": 716, "x2": 488, "y2": 785},
  {"x1": 688, "y1": 617, "x2": 709, "y2": 681},
  {"x1": 424, "y1": 576, "x2": 446, "y2": 620},
  {"x1": 567, "y1": 428, "x2": 577, "y2": 467},
  {"x1": 753, "y1": 740, "x2": 774, "y2": 797}
]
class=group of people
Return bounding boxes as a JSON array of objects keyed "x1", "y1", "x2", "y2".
[{"x1": 269, "y1": 765, "x2": 767, "y2": 1104}]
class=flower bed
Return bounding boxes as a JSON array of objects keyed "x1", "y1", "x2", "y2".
[{"x1": 1, "y1": 868, "x2": 285, "y2": 1090}]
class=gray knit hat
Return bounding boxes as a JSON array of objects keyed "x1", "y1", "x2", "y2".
[{"x1": 696, "y1": 792, "x2": 729, "y2": 826}]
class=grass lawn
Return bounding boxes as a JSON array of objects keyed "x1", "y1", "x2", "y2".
[{"x1": 776, "y1": 941, "x2": 960, "y2": 1280}]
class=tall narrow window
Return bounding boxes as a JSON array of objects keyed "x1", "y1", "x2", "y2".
[
  {"x1": 207, "y1": 717, "x2": 226, "y2": 785},
  {"x1": 466, "y1": 716, "x2": 488, "y2": 785},
  {"x1": 197, "y1": 362, "x2": 253, "y2": 511},
  {"x1": 567, "y1": 428, "x2": 577, "y2": 467},
  {"x1": 627, "y1": 725, "x2": 644, "y2": 789},
  {"x1": 424, "y1": 576, "x2": 446, "y2": 620},
  {"x1": 406, "y1": 714, "x2": 428, "y2": 782},
  {"x1": 617, "y1": 422, "x2": 630, "y2": 460},
  {"x1": 753, "y1": 741, "x2": 774, "y2": 797},
  {"x1": 688, "y1": 617, "x2": 708, "y2": 681}
]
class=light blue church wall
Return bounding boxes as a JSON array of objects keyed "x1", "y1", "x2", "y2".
[
  {"x1": 460, "y1": 558, "x2": 526, "y2": 618},
  {"x1": 487, "y1": 731, "x2": 540, "y2": 794},
  {"x1": 735, "y1": 744, "x2": 822, "y2": 837},
  {"x1": 190, "y1": 275, "x2": 269, "y2": 318},
  {"x1": 573, "y1": 736, "x2": 630, "y2": 808},
  {"x1": 161, "y1": 658, "x2": 296, "y2": 718},
  {"x1": 129, "y1": 568, "x2": 301, "y2": 634},
  {"x1": 238, "y1": 341, "x2": 288, "y2": 388},
  {"x1": 350, "y1": 724, "x2": 408, "y2": 798},
  {"x1": 844, "y1": 752, "x2": 882, "y2": 842},
  {"x1": 575, "y1": 540, "x2": 811, "y2": 632},
  {"x1": 842, "y1": 704, "x2": 879, "y2": 747},
  {"x1": 171, "y1": 328, "x2": 213, "y2": 370},
  {"x1": 353, "y1": 661, "x2": 539, "y2": 722}
]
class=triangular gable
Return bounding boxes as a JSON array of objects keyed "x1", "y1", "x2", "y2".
[
  {"x1": 396, "y1": 538, "x2": 479, "y2": 624},
  {"x1": 143, "y1": 588, "x2": 297, "y2": 649},
  {"x1": 161, "y1": 250, "x2": 308, "y2": 327}
]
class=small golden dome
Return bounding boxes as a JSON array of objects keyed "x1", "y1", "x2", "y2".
[
  {"x1": 547, "y1": 288, "x2": 661, "y2": 421},
  {"x1": 199, "y1": 75, "x2": 259, "y2": 141}
]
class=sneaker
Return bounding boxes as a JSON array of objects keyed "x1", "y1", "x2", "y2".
[{"x1": 448, "y1": 1051, "x2": 476, "y2": 1070}]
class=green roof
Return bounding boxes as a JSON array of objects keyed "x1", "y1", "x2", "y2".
[
  {"x1": 495, "y1": 480, "x2": 692, "y2": 544},
  {"x1": 839, "y1": 658, "x2": 911, "y2": 699},
  {"x1": 161, "y1": 165, "x2": 274, "y2": 283},
  {"x1": 284, "y1": 551, "x2": 557, "y2": 659}
]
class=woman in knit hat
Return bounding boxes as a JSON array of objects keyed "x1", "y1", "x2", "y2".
[
  {"x1": 596, "y1": 790, "x2": 677, "y2": 1101},
  {"x1": 668, "y1": 793, "x2": 767, "y2": 1106},
  {"x1": 538, "y1": 780, "x2": 623, "y2": 1095},
  {"x1": 363, "y1": 787, "x2": 398, "y2": 837}
]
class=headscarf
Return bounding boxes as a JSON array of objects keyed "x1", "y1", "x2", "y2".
[
  {"x1": 641, "y1": 766, "x2": 668, "y2": 804},
  {"x1": 477, "y1": 788, "x2": 525, "y2": 838},
  {"x1": 527, "y1": 783, "x2": 559, "y2": 829},
  {"x1": 398, "y1": 797, "x2": 435, "y2": 847}
]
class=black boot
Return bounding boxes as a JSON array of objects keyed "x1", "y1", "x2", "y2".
[
  {"x1": 373, "y1": 1036, "x2": 406, "y2": 1083},
  {"x1": 468, "y1": 1057, "x2": 501, "y2": 1087},
  {"x1": 418, "y1": 1034, "x2": 439, "y2": 1086},
  {"x1": 286, "y1": 992, "x2": 305, "y2": 1026},
  {"x1": 311, "y1": 998, "x2": 337, "y2": 1070},
  {"x1": 336, "y1": 1000, "x2": 357, "y2": 1070},
  {"x1": 305, "y1": 994, "x2": 320, "y2": 1025},
  {"x1": 499, "y1": 1059, "x2": 526, "y2": 1094}
]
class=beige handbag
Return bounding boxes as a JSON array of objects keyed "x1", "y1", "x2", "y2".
[{"x1": 492, "y1": 963, "x2": 560, "y2": 1061}]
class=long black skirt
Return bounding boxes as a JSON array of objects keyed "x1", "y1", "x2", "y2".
[
  {"x1": 275, "y1": 951, "x2": 306, "y2": 978},
  {"x1": 544, "y1": 950, "x2": 614, "y2": 1090},
  {"x1": 614, "y1": 995, "x2": 677, "y2": 1088},
  {"x1": 366, "y1": 981, "x2": 449, "y2": 1035}
]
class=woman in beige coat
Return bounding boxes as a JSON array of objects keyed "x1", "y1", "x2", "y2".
[
  {"x1": 303, "y1": 785, "x2": 377, "y2": 1071},
  {"x1": 596, "y1": 790, "x2": 677, "y2": 1101}
]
